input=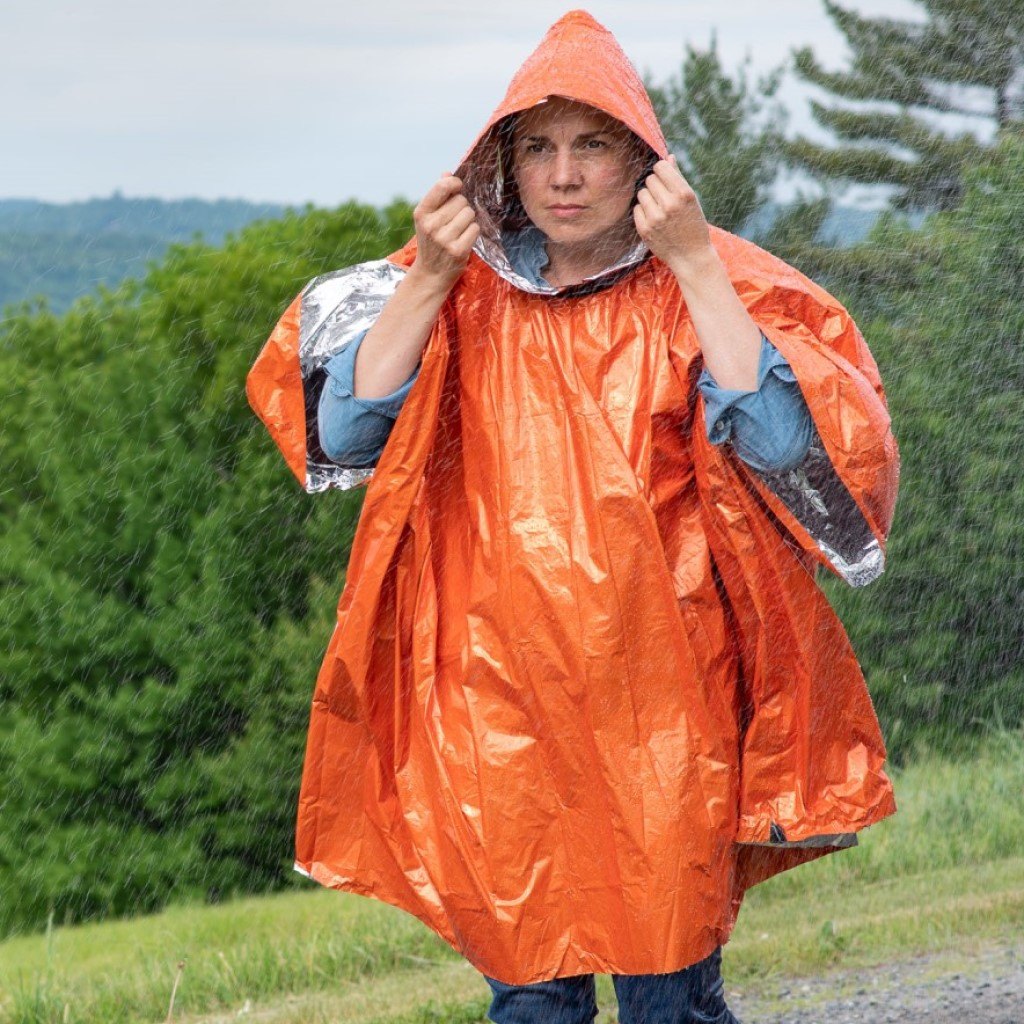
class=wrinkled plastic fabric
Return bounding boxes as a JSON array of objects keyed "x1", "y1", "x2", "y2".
[{"x1": 246, "y1": 9, "x2": 900, "y2": 986}]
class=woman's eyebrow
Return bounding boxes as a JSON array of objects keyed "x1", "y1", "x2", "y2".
[{"x1": 519, "y1": 130, "x2": 613, "y2": 143}]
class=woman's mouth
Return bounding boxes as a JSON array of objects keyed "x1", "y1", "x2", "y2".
[{"x1": 548, "y1": 205, "x2": 587, "y2": 218}]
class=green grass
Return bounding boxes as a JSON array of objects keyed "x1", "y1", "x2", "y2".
[{"x1": 2, "y1": 726, "x2": 1021, "y2": 1024}]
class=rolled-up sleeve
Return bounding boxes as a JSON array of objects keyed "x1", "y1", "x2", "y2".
[
  {"x1": 698, "y1": 332, "x2": 815, "y2": 472},
  {"x1": 317, "y1": 328, "x2": 420, "y2": 467}
]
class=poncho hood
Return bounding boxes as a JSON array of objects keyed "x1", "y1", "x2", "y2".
[
  {"x1": 452, "y1": 8, "x2": 666, "y2": 295},
  {"x1": 246, "y1": 7, "x2": 901, "y2": 987}
]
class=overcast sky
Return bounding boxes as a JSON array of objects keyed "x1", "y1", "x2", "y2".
[{"x1": 5, "y1": 0, "x2": 984, "y2": 210}]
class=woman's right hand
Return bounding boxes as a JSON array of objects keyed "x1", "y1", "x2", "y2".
[{"x1": 409, "y1": 174, "x2": 481, "y2": 290}]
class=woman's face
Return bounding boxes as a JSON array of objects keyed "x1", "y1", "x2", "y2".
[{"x1": 511, "y1": 96, "x2": 648, "y2": 256}]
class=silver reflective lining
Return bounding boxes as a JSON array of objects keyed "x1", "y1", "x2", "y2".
[
  {"x1": 299, "y1": 259, "x2": 408, "y2": 377},
  {"x1": 738, "y1": 833, "x2": 859, "y2": 849},
  {"x1": 753, "y1": 429, "x2": 885, "y2": 587},
  {"x1": 298, "y1": 259, "x2": 407, "y2": 494},
  {"x1": 472, "y1": 224, "x2": 649, "y2": 296}
]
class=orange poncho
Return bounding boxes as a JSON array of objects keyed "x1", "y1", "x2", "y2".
[{"x1": 247, "y1": 9, "x2": 900, "y2": 986}]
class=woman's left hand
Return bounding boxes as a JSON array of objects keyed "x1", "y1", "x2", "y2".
[{"x1": 633, "y1": 156, "x2": 715, "y2": 276}]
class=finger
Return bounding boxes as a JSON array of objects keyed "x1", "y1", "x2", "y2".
[
  {"x1": 447, "y1": 219, "x2": 481, "y2": 262},
  {"x1": 455, "y1": 218, "x2": 481, "y2": 252},
  {"x1": 435, "y1": 191, "x2": 472, "y2": 220},
  {"x1": 642, "y1": 170, "x2": 674, "y2": 207},
  {"x1": 422, "y1": 194, "x2": 472, "y2": 237},
  {"x1": 435, "y1": 203, "x2": 478, "y2": 242},
  {"x1": 654, "y1": 156, "x2": 690, "y2": 191},
  {"x1": 635, "y1": 188, "x2": 662, "y2": 220},
  {"x1": 418, "y1": 175, "x2": 464, "y2": 216},
  {"x1": 426, "y1": 189, "x2": 470, "y2": 222},
  {"x1": 421, "y1": 178, "x2": 461, "y2": 212},
  {"x1": 633, "y1": 203, "x2": 649, "y2": 237}
]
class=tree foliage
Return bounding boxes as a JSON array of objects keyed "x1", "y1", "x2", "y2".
[
  {"x1": 0, "y1": 200, "x2": 413, "y2": 937},
  {"x1": 644, "y1": 32, "x2": 787, "y2": 232},
  {"x1": 785, "y1": 0, "x2": 1024, "y2": 212},
  {"x1": 820, "y1": 126, "x2": 1024, "y2": 759}
]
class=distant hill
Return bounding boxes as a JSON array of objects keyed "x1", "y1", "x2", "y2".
[
  {"x1": 0, "y1": 192, "x2": 291, "y2": 315},
  {"x1": 0, "y1": 192, "x2": 900, "y2": 315}
]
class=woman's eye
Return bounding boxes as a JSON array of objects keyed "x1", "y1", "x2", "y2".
[
  {"x1": 585, "y1": 139, "x2": 607, "y2": 149},
  {"x1": 525, "y1": 143, "x2": 545, "y2": 154}
]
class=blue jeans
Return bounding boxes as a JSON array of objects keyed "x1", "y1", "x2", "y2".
[{"x1": 482, "y1": 944, "x2": 742, "y2": 1024}]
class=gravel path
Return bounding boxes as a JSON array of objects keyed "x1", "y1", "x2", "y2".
[{"x1": 725, "y1": 938, "x2": 1024, "y2": 1023}]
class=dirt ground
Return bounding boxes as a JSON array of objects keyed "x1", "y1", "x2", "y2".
[{"x1": 724, "y1": 937, "x2": 1024, "y2": 1024}]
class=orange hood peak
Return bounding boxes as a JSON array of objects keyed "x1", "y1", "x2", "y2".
[{"x1": 459, "y1": 9, "x2": 669, "y2": 165}]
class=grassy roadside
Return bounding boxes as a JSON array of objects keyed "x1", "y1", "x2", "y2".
[{"x1": 2, "y1": 727, "x2": 1021, "y2": 1024}]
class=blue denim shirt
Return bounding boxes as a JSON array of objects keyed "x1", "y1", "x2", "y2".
[{"x1": 318, "y1": 229, "x2": 815, "y2": 472}]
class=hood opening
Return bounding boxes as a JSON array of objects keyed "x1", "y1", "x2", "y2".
[{"x1": 455, "y1": 99, "x2": 661, "y2": 298}]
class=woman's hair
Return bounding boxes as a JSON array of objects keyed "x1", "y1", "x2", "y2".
[
  {"x1": 494, "y1": 114, "x2": 533, "y2": 232},
  {"x1": 490, "y1": 111, "x2": 657, "y2": 234}
]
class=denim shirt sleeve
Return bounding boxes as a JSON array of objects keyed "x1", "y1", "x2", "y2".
[
  {"x1": 316, "y1": 328, "x2": 421, "y2": 466},
  {"x1": 697, "y1": 332, "x2": 815, "y2": 472}
]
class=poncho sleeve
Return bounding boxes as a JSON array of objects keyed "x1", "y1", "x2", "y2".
[
  {"x1": 245, "y1": 258, "x2": 413, "y2": 494},
  {"x1": 682, "y1": 239, "x2": 900, "y2": 847},
  {"x1": 700, "y1": 246, "x2": 900, "y2": 589}
]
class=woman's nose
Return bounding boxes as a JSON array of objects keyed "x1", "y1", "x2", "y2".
[{"x1": 550, "y1": 149, "x2": 583, "y2": 187}]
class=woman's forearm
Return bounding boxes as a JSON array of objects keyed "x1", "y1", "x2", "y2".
[
  {"x1": 669, "y1": 249, "x2": 762, "y2": 393},
  {"x1": 352, "y1": 266, "x2": 454, "y2": 399}
]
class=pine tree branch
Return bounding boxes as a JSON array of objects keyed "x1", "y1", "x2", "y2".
[
  {"x1": 793, "y1": 46, "x2": 942, "y2": 109},
  {"x1": 808, "y1": 104, "x2": 944, "y2": 151}
]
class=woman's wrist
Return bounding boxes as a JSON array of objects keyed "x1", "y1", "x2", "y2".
[
  {"x1": 666, "y1": 245, "x2": 723, "y2": 296},
  {"x1": 406, "y1": 261, "x2": 461, "y2": 300}
]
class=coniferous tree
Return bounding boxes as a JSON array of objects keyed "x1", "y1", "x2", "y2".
[
  {"x1": 644, "y1": 31, "x2": 787, "y2": 233},
  {"x1": 823, "y1": 125, "x2": 1024, "y2": 760},
  {"x1": 784, "y1": 0, "x2": 1024, "y2": 213}
]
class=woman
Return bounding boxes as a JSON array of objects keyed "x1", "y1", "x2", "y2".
[{"x1": 246, "y1": 10, "x2": 900, "y2": 1023}]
